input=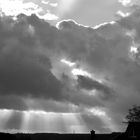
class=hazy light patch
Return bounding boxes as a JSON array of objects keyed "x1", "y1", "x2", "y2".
[
  {"x1": 24, "y1": 98, "x2": 43, "y2": 111},
  {"x1": 117, "y1": 11, "x2": 130, "y2": 17},
  {"x1": 39, "y1": 12, "x2": 59, "y2": 20},
  {"x1": 0, "y1": 0, "x2": 58, "y2": 21},
  {"x1": 20, "y1": 110, "x2": 88, "y2": 133},
  {"x1": 41, "y1": 0, "x2": 58, "y2": 7},
  {"x1": 0, "y1": 0, "x2": 42, "y2": 17},
  {"x1": 58, "y1": 0, "x2": 77, "y2": 18},
  {"x1": 129, "y1": 46, "x2": 139, "y2": 60},
  {"x1": 50, "y1": 3, "x2": 58, "y2": 7},
  {"x1": 60, "y1": 59, "x2": 103, "y2": 82},
  {"x1": 72, "y1": 68, "x2": 92, "y2": 78},
  {"x1": 62, "y1": 113, "x2": 88, "y2": 133},
  {"x1": 21, "y1": 110, "x2": 61, "y2": 133},
  {"x1": 59, "y1": 0, "x2": 75, "y2": 12},
  {"x1": 21, "y1": 111, "x2": 30, "y2": 132},
  {"x1": 61, "y1": 59, "x2": 76, "y2": 67},
  {"x1": 89, "y1": 108, "x2": 118, "y2": 132},
  {"x1": 127, "y1": 29, "x2": 139, "y2": 60},
  {"x1": 102, "y1": 115, "x2": 119, "y2": 132},
  {"x1": 130, "y1": 46, "x2": 138, "y2": 54},
  {"x1": 126, "y1": 30, "x2": 136, "y2": 38},
  {"x1": 41, "y1": 0, "x2": 49, "y2": 5},
  {"x1": 28, "y1": 25, "x2": 35, "y2": 35},
  {"x1": 118, "y1": 0, "x2": 132, "y2": 6},
  {"x1": 84, "y1": 89, "x2": 97, "y2": 96},
  {"x1": 0, "y1": 109, "x2": 13, "y2": 130},
  {"x1": 90, "y1": 108, "x2": 107, "y2": 117}
]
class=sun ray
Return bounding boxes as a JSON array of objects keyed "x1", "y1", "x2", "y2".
[
  {"x1": 21, "y1": 111, "x2": 31, "y2": 132},
  {"x1": 89, "y1": 107, "x2": 119, "y2": 132},
  {"x1": 0, "y1": 109, "x2": 13, "y2": 131},
  {"x1": 19, "y1": 110, "x2": 88, "y2": 133},
  {"x1": 62, "y1": 113, "x2": 88, "y2": 133}
]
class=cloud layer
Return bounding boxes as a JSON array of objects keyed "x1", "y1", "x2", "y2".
[
  {"x1": 1, "y1": 6, "x2": 140, "y2": 132},
  {"x1": 0, "y1": 14, "x2": 65, "y2": 102}
]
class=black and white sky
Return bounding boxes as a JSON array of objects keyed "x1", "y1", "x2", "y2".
[{"x1": 0, "y1": 0, "x2": 140, "y2": 133}]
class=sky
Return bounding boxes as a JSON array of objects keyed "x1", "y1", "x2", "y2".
[{"x1": 0, "y1": 0, "x2": 140, "y2": 134}]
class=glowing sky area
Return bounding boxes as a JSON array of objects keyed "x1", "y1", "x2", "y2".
[
  {"x1": 0, "y1": 109, "x2": 109, "y2": 133},
  {"x1": 1, "y1": 0, "x2": 140, "y2": 134},
  {"x1": 0, "y1": 0, "x2": 131, "y2": 26}
]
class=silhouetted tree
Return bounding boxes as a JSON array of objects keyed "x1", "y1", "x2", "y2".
[{"x1": 126, "y1": 105, "x2": 140, "y2": 122}]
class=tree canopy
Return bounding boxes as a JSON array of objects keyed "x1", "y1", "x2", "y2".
[{"x1": 126, "y1": 105, "x2": 140, "y2": 122}]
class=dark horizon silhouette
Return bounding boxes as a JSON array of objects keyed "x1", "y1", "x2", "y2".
[{"x1": 0, "y1": 122, "x2": 140, "y2": 140}]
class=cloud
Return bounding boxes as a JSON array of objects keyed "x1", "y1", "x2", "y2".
[
  {"x1": 41, "y1": 0, "x2": 58, "y2": 7},
  {"x1": 49, "y1": 3, "x2": 58, "y2": 7},
  {"x1": 0, "y1": 14, "x2": 64, "y2": 101},
  {"x1": 0, "y1": 0, "x2": 58, "y2": 21},
  {"x1": 24, "y1": 98, "x2": 81, "y2": 113},
  {"x1": 118, "y1": 0, "x2": 132, "y2": 7},
  {"x1": 39, "y1": 12, "x2": 59, "y2": 20},
  {"x1": 57, "y1": 19, "x2": 131, "y2": 75},
  {"x1": 2, "y1": 6, "x2": 140, "y2": 132},
  {"x1": 55, "y1": 14, "x2": 140, "y2": 130},
  {"x1": 0, "y1": 95, "x2": 27, "y2": 110},
  {"x1": 41, "y1": 0, "x2": 49, "y2": 5},
  {"x1": 118, "y1": 0, "x2": 140, "y2": 9},
  {"x1": 117, "y1": 10, "x2": 130, "y2": 17},
  {"x1": 118, "y1": 7, "x2": 140, "y2": 42},
  {"x1": 77, "y1": 76, "x2": 114, "y2": 100},
  {"x1": 0, "y1": 0, "x2": 42, "y2": 17},
  {"x1": 81, "y1": 107, "x2": 118, "y2": 133},
  {"x1": 0, "y1": 14, "x2": 105, "y2": 113}
]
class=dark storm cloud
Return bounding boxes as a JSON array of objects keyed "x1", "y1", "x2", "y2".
[
  {"x1": 1, "y1": 8, "x2": 140, "y2": 125},
  {"x1": 24, "y1": 98, "x2": 81, "y2": 113},
  {"x1": 0, "y1": 14, "x2": 63, "y2": 101},
  {"x1": 2, "y1": 1, "x2": 140, "y2": 133},
  {"x1": 57, "y1": 19, "x2": 131, "y2": 74},
  {"x1": 0, "y1": 51, "x2": 62, "y2": 99},
  {"x1": 56, "y1": 10, "x2": 140, "y2": 130},
  {"x1": 0, "y1": 14, "x2": 131, "y2": 114},
  {"x1": 77, "y1": 75, "x2": 113, "y2": 96},
  {"x1": 0, "y1": 95, "x2": 27, "y2": 110},
  {"x1": 68, "y1": 90, "x2": 104, "y2": 107}
]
